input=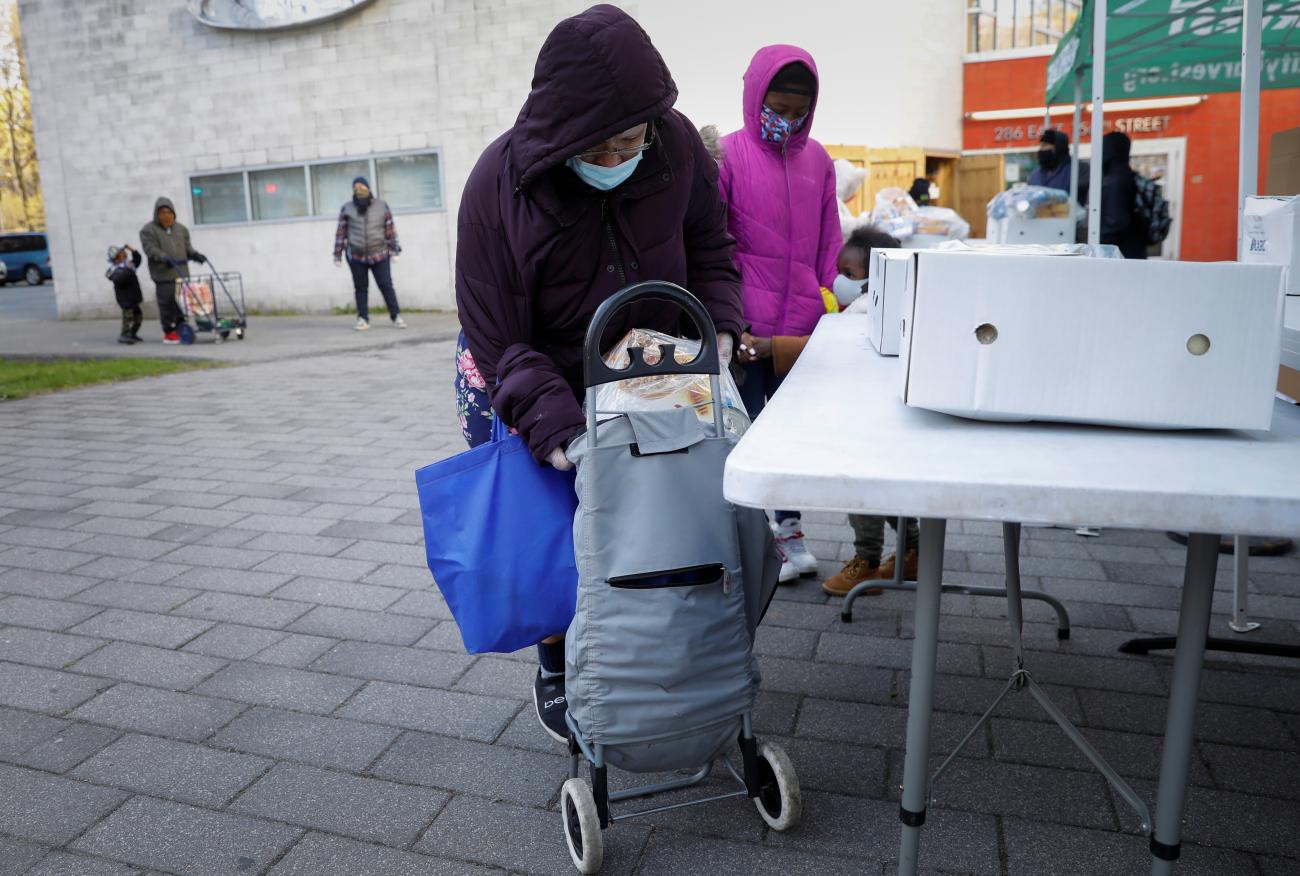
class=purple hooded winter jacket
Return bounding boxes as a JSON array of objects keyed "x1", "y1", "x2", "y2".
[
  {"x1": 455, "y1": 5, "x2": 745, "y2": 463},
  {"x1": 719, "y1": 46, "x2": 841, "y2": 339}
]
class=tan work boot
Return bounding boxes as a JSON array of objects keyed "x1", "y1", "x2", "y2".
[
  {"x1": 877, "y1": 549, "x2": 920, "y2": 582},
  {"x1": 822, "y1": 556, "x2": 884, "y2": 597}
]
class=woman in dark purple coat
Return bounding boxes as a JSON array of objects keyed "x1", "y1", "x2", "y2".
[{"x1": 454, "y1": 5, "x2": 745, "y2": 742}]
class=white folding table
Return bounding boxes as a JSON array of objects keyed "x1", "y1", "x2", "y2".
[{"x1": 723, "y1": 315, "x2": 1300, "y2": 876}]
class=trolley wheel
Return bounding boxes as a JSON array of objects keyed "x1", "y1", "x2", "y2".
[
  {"x1": 219, "y1": 330, "x2": 230, "y2": 340},
  {"x1": 753, "y1": 741, "x2": 801, "y2": 832},
  {"x1": 559, "y1": 778, "x2": 603, "y2": 874}
]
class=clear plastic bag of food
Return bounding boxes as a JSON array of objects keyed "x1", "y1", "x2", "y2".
[
  {"x1": 872, "y1": 186, "x2": 918, "y2": 221},
  {"x1": 592, "y1": 328, "x2": 750, "y2": 437},
  {"x1": 872, "y1": 215, "x2": 915, "y2": 241},
  {"x1": 911, "y1": 206, "x2": 970, "y2": 240},
  {"x1": 987, "y1": 185, "x2": 1069, "y2": 220}
]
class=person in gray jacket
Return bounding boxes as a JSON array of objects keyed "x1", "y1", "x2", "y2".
[
  {"x1": 139, "y1": 196, "x2": 205, "y2": 344},
  {"x1": 332, "y1": 176, "x2": 405, "y2": 330}
]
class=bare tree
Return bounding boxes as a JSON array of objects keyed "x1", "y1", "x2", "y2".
[{"x1": 0, "y1": 1, "x2": 41, "y2": 231}]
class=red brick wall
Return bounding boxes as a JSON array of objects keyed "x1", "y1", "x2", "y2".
[{"x1": 963, "y1": 56, "x2": 1300, "y2": 261}]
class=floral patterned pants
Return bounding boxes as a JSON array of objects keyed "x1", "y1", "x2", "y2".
[{"x1": 455, "y1": 330, "x2": 494, "y2": 449}]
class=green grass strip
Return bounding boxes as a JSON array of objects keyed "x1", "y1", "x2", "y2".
[{"x1": 0, "y1": 358, "x2": 221, "y2": 401}]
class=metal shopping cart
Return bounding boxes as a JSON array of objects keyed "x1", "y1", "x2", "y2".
[
  {"x1": 557, "y1": 282, "x2": 797, "y2": 874},
  {"x1": 173, "y1": 264, "x2": 246, "y2": 344}
]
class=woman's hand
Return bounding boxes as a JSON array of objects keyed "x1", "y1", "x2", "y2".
[
  {"x1": 739, "y1": 331, "x2": 772, "y2": 363},
  {"x1": 547, "y1": 446, "x2": 574, "y2": 472},
  {"x1": 716, "y1": 332, "x2": 733, "y2": 366}
]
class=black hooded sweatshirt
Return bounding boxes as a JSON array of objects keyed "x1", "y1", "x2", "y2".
[{"x1": 1100, "y1": 131, "x2": 1147, "y2": 260}]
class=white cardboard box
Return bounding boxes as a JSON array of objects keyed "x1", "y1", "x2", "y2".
[
  {"x1": 864, "y1": 248, "x2": 913, "y2": 356},
  {"x1": 900, "y1": 233, "x2": 958, "y2": 250},
  {"x1": 897, "y1": 251, "x2": 1286, "y2": 431},
  {"x1": 987, "y1": 216, "x2": 1076, "y2": 245},
  {"x1": 1241, "y1": 195, "x2": 1298, "y2": 295}
]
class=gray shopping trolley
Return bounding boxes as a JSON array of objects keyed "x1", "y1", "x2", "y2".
[{"x1": 557, "y1": 282, "x2": 797, "y2": 874}]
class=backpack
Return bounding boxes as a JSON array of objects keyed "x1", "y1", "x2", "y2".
[{"x1": 1133, "y1": 174, "x2": 1171, "y2": 245}]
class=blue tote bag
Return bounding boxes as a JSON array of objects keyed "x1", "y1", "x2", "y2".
[{"x1": 415, "y1": 418, "x2": 578, "y2": 654}]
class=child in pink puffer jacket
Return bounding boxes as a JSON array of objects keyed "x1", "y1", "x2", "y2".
[{"x1": 718, "y1": 45, "x2": 841, "y2": 584}]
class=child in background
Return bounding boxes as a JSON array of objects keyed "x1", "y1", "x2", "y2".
[
  {"x1": 106, "y1": 245, "x2": 144, "y2": 344},
  {"x1": 719, "y1": 46, "x2": 841, "y2": 584},
  {"x1": 824, "y1": 228, "x2": 919, "y2": 597},
  {"x1": 738, "y1": 225, "x2": 920, "y2": 597},
  {"x1": 740, "y1": 225, "x2": 892, "y2": 380}
]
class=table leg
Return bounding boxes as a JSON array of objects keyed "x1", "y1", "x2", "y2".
[
  {"x1": 1229, "y1": 535, "x2": 1261, "y2": 634},
  {"x1": 1149, "y1": 532, "x2": 1218, "y2": 876},
  {"x1": 898, "y1": 517, "x2": 946, "y2": 876}
]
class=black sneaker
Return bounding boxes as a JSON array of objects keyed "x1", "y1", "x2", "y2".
[
  {"x1": 117, "y1": 334, "x2": 134, "y2": 345},
  {"x1": 533, "y1": 669, "x2": 568, "y2": 744}
]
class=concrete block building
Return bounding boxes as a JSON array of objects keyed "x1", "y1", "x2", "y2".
[{"x1": 19, "y1": 0, "x2": 963, "y2": 318}]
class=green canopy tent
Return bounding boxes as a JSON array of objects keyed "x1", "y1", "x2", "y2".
[{"x1": 1042, "y1": 0, "x2": 1300, "y2": 246}]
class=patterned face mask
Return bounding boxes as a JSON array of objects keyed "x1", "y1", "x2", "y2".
[{"x1": 759, "y1": 104, "x2": 807, "y2": 143}]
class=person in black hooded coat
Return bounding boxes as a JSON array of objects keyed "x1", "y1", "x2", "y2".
[
  {"x1": 1029, "y1": 130, "x2": 1072, "y2": 193},
  {"x1": 1099, "y1": 131, "x2": 1147, "y2": 260},
  {"x1": 452, "y1": 4, "x2": 744, "y2": 745}
]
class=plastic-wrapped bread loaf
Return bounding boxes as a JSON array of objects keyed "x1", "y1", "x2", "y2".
[{"x1": 593, "y1": 328, "x2": 749, "y2": 436}]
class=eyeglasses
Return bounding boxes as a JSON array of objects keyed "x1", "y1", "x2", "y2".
[{"x1": 575, "y1": 126, "x2": 656, "y2": 162}]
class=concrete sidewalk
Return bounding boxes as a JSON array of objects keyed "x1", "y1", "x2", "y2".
[
  {"x1": 0, "y1": 309, "x2": 463, "y2": 364},
  {"x1": 0, "y1": 341, "x2": 1298, "y2": 875}
]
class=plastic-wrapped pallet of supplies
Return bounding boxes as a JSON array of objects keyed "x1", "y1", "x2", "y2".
[
  {"x1": 911, "y1": 206, "x2": 970, "y2": 240},
  {"x1": 593, "y1": 328, "x2": 750, "y2": 436},
  {"x1": 987, "y1": 185, "x2": 1070, "y2": 220}
]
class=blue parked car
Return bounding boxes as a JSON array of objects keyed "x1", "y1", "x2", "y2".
[{"x1": 0, "y1": 232, "x2": 52, "y2": 286}]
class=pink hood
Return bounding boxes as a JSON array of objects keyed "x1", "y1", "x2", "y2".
[{"x1": 718, "y1": 45, "x2": 841, "y2": 338}]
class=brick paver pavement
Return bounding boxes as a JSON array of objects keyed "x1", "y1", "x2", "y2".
[{"x1": 1, "y1": 339, "x2": 1298, "y2": 874}]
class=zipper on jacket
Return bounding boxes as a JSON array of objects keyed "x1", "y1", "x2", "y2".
[
  {"x1": 778, "y1": 140, "x2": 794, "y2": 335},
  {"x1": 602, "y1": 199, "x2": 627, "y2": 286}
]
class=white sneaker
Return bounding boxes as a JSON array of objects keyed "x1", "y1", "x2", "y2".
[
  {"x1": 776, "y1": 518, "x2": 818, "y2": 577},
  {"x1": 1074, "y1": 526, "x2": 1102, "y2": 537},
  {"x1": 392, "y1": 315, "x2": 407, "y2": 329},
  {"x1": 775, "y1": 540, "x2": 799, "y2": 584},
  {"x1": 354, "y1": 317, "x2": 370, "y2": 331}
]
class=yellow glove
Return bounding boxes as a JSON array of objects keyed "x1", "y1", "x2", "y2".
[{"x1": 820, "y1": 287, "x2": 840, "y2": 314}]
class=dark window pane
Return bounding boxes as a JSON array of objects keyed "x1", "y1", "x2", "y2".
[
  {"x1": 191, "y1": 173, "x2": 248, "y2": 224},
  {"x1": 375, "y1": 153, "x2": 441, "y2": 211},
  {"x1": 250, "y1": 167, "x2": 308, "y2": 221}
]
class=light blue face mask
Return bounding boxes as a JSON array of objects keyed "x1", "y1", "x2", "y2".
[{"x1": 566, "y1": 151, "x2": 642, "y2": 191}]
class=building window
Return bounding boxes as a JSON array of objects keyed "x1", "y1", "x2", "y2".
[
  {"x1": 191, "y1": 173, "x2": 248, "y2": 225},
  {"x1": 250, "y1": 167, "x2": 309, "y2": 221},
  {"x1": 967, "y1": 0, "x2": 1082, "y2": 54},
  {"x1": 376, "y1": 153, "x2": 442, "y2": 211},
  {"x1": 311, "y1": 159, "x2": 371, "y2": 217},
  {"x1": 190, "y1": 150, "x2": 443, "y2": 225}
]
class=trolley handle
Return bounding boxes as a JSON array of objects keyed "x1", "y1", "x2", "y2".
[{"x1": 582, "y1": 281, "x2": 721, "y2": 391}]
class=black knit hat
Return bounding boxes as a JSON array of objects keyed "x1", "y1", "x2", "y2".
[
  {"x1": 768, "y1": 62, "x2": 816, "y2": 97},
  {"x1": 352, "y1": 176, "x2": 370, "y2": 189}
]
